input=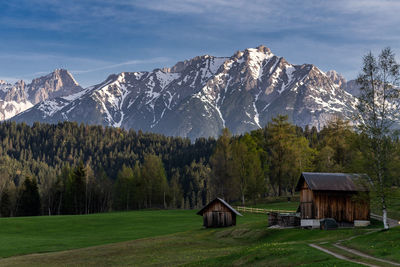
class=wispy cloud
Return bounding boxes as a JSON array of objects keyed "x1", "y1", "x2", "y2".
[
  {"x1": 0, "y1": 52, "x2": 108, "y2": 65},
  {"x1": 71, "y1": 57, "x2": 170, "y2": 74},
  {"x1": 2, "y1": 0, "x2": 400, "y2": 86},
  {"x1": 131, "y1": 0, "x2": 400, "y2": 38}
]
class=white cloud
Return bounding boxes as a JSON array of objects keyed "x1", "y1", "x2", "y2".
[{"x1": 71, "y1": 57, "x2": 170, "y2": 74}]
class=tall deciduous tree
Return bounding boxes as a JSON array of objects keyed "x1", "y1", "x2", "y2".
[
  {"x1": 316, "y1": 118, "x2": 353, "y2": 172},
  {"x1": 355, "y1": 47, "x2": 400, "y2": 229},
  {"x1": 287, "y1": 136, "x2": 314, "y2": 195},
  {"x1": 210, "y1": 128, "x2": 235, "y2": 201},
  {"x1": 114, "y1": 165, "x2": 134, "y2": 211},
  {"x1": 267, "y1": 115, "x2": 296, "y2": 196},
  {"x1": 141, "y1": 154, "x2": 168, "y2": 208},
  {"x1": 231, "y1": 139, "x2": 264, "y2": 205}
]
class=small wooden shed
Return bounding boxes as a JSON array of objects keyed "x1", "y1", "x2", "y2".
[
  {"x1": 197, "y1": 198, "x2": 242, "y2": 228},
  {"x1": 295, "y1": 172, "x2": 370, "y2": 226}
]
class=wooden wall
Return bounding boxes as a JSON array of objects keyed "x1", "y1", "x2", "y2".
[
  {"x1": 299, "y1": 181, "x2": 370, "y2": 222},
  {"x1": 299, "y1": 181, "x2": 314, "y2": 219},
  {"x1": 202, "y1": 201, "x2": 236, "y2": 228},
  {"x1": 313, "y1": 191, "x2": 369, "y2": 222}
]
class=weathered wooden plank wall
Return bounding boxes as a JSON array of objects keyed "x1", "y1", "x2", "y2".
[
  {"x1": 299, "y1": 181, "x2": 370, "y2": 222},
  {"x1": 202, "y1": 201, "x2": 236, "y2": 227}
]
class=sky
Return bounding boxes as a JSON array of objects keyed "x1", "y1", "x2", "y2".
[{"x1": 1, "y1": 0, "x2": 400, "y2": 87}]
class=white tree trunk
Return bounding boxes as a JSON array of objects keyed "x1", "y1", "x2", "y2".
[
  {"x1": 382, "y1": 196, "x2": 389, "y2": 229},
  {"x1": 383, "y1": 208, "x2": 389, "y2": 229}
]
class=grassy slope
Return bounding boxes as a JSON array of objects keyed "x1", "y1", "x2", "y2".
[
  {"x1": 0, "y1": 209, "x2": 266, "y2": 259},
  {"x1": 1, "y1": 200, "x2": 398, "y2": 266},
  {"x1": 0, "y1": 209, "x2": 369, "y2": 267},
  {"x1": 343, "y1": 227, "x2": 400, "y2": 263},
  {"x1": 0, "y1": 210, "x2": 202, "y2": 258}
]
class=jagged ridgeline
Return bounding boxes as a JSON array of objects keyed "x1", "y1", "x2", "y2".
[
  {"x1": 4, "y1": 45, "x2": 359, "y2": 140},
  {"x1": 0, "y1": 69, "x2": 82, "y2": 120}
]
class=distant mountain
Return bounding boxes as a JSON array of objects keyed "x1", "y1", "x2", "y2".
[
  {"x1": 10, "y1": 46, "x2": 360, "y2": 139},
  {"x1": 326, "y1": 70, "x2": 361, "y2": 97},
  {"x1": 0, "y1": 80, "x2": 31, "y2": 120},
  {"x1": 26, "y1": 69, "x2": 82, "y2": 104},
  {"x1": 0, "y1": 69, "x2": 83, "y2": 120}
]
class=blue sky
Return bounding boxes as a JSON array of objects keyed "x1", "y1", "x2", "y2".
[{"x1": 1, "y1": 0, "x2": 400, "y2": 87}]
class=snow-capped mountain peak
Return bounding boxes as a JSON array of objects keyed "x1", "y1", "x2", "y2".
[
  {"x1": 9, "y1": 46, "x2": 359, "y2": 140},
  {"x1": 0, "y1": 69, "x2": 84, "y2": 120}
]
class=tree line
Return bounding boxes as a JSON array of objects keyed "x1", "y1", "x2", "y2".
[{"x1": 0, "y1": 114, "x2": 399, "y2": 217}]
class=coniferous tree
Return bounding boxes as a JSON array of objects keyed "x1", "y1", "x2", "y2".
[
  {"x1": 67, "y1": 163, "x2": 86, "y2": 214},
  {"x1": 18, "y1": 177, "x2": 41, "y2": 216},
  {"x1": 0, "y1": 189, "x2": 11, "y2": 217}
]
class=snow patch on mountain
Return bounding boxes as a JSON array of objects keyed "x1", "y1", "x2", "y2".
[
  {"x1": 155, "y1": 71, "x2": 180, "y2": 89},
  {"x1": 0, "y1": 100, "x2": 33, "y2": 120},
  {"x1": 247, "y1": 48, "x2": 274, "y2": 80},
  {"x1": 9, "y1": 45, "x2": 361, "y2": 139}
]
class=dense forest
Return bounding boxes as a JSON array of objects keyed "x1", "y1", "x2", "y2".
[{"x1": 0, "y1": 116, "x2": 399, "y2": 217}]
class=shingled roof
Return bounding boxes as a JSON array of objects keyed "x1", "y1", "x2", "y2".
[
  {"x1": 295, "y1": 172, "x2": 369, "y2": 192},
  {"x1": 197, "y1": 198, "x2": 242, "y2": 216}
]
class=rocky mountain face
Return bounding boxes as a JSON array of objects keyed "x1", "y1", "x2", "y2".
[
  {"x1": 26, "y1": 69, "x2": 83, "y2": 104},
  {"x1": 10, "y1": 46, "x2": 361, "y2": 139},
  {"x1": 0, "y1": 80, "x2": 32, "y2": 120},
  {"x1": 326, "y1": 70, "x2": 360, "y2": 97},
  {"x1": 0, "y1": 69, "x2": 83, "y2": 120}
]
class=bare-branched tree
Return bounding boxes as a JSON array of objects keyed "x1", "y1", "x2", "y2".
[{"x1": 356, "y1": 47, "x2": 400, "y2": 229}]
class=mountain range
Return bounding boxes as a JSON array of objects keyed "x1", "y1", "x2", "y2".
[{"x1": 2, "y1": 45, "x2": 359, "y2": 139}]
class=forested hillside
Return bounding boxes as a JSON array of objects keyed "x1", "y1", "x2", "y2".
[{"x1": 0, "y1": 117, "x2": 399, "y2": 217}]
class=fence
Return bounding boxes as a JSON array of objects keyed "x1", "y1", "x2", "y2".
[{"x1": 235, "y1": 206, "x2": 296, "y2": 214}]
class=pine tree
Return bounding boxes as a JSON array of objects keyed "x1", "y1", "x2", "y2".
[
  {"x1": 18, "y1": 177, "x2": 41, "y2": 216},
  {"x1": 69, "y1": 162, "x2": 86, "y2": 214},
  {"x1": 0, "y1": 189, "x2": 11, "y2": 217}
]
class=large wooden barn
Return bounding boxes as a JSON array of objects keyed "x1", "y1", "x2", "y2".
[
  {"x1": 197, "y1": 198, "x2": 242, "y2": 228},
  {"x1": 296, "y1": 172, "x2": 370, "y2": 228}
]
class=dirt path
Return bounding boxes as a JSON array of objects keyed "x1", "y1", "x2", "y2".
[
  {"x1": 309, "y1": 215, "x2": 400, "y2": 267},
  {"x1": 309, "y1": 244, "x2": 378, "y2": 267},
  {"x1": 333, "y1": 243, "x2": 400, "y2": 266}
]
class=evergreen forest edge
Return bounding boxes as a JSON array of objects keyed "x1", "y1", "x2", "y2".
[{"x1": 0, "y1": 116, "x2": 399, "y2": 217}]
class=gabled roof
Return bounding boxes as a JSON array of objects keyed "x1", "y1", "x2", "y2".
[
  {"x1": 295, "y1": 172, "x2": 369, "y2": 192},
  {"x1": 197, "y1": 198, "x2": 242, "y2": 216}
]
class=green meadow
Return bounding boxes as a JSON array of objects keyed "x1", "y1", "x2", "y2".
[
  {"x1": 0, "y1": 210, "x2": 358, "y2": 266},
  {"x1": 0, "y1": 200, "x2": 399, "y2": 266}
]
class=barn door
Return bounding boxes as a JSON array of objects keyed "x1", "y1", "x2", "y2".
[
  {"x1": 301, "y1": 202, "x2": 314, "y2": 219},
  {"x1": 212, "y1": 211, "x2": 219, "y2": 227},
  {"x1": 211, "y1": 211, "x2": 226, "y2": 227}
]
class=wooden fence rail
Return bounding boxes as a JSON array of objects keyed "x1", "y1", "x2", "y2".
[{"x1": 235, "y1": 206, "x2": 296, "y2": 214}]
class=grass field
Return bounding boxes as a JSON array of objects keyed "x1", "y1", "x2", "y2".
[
  {"x1": 0, "y1": 199, "x2": 399, "y2": 266},
  {"x1": 0, "y1": 208, "x2": 381, "y2": 267},
  {"x1": 0, "y1": 211, "x2": 368, "y2": 266},
  {"x1": 343, "y1": 227, "x2": 400, "y2": 262},
  {"x1": 0, "y1": 209, "x2": 263, "y2": 259}
]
